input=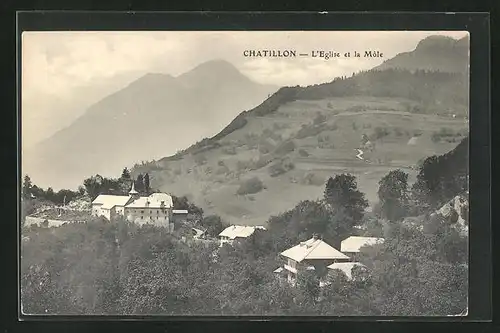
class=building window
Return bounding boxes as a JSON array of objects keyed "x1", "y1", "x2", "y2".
[
  {"x1": 141, "y1": 216, "x2": 143, "y2": 219},
  {"x1": 141, "y1": 210, "x2": 144, "y2": 214}
]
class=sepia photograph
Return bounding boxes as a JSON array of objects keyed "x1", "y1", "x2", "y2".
[{"x1": 20, "y1": 29, "x2": 470, "y2": 317}]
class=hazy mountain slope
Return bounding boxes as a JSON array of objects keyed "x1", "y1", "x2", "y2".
[
  {"x1": 23, "y1": 60, "x2": 278, "y2": 189},
  {"x1": 374, "y1": 35, "x2": 469, "y2": 74},
  {"x1": 22, "y1": 70, "x2": 143, "y2": 150},
  {"x1": 133, "y1": 88, "x2": 468, "y2": 226}
]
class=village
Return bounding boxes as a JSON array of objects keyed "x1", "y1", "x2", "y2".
[{"x1": 23, "y1": 180, "x2": 388, "y2": 289}]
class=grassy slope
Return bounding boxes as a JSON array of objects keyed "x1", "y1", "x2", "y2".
[{"x1": 133, "y1": 95, "x2": 468, "y2": 226}]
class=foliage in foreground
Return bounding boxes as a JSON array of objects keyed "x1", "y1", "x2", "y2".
[{"x1": 21, "y1": 209, "x2": 467, "y2": 316}]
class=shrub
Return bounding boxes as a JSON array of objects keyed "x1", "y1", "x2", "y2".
[
  {"x1": 431, "y1": 132, "x2": 442, "y2": 143},
  {"x1": 298, "y1": 149, "x2": 310, "y2": 157},
  {"x1": 236, "y1": 177, "x2": 265, "y2": 195},
  {"x1": 251, "y1": 155, "x2": 273, "y2": 170},
  {"x1": 373, "y1": 126, "x2": 390, "y2": 140},
  {"x1": 268, "y1": 159, "x2": 294, "y2": 177},
  {"x1": 393, "y1": 127, "x2": 404, "y2": 137},
  {"x1": 236, "y1": 160, "x2": 252, "y2": 171},
  {"x1": 413, "y1": 129, "x2": 423, "y2": 137},
  {"x1": 274, "y1": 140, "x2": 296, "y2": 155},
  {"x1": 295, "y1": 124, "x2": 325, "y2": 139},
  {"x1": 313, "y1": 112, "x2": 327, "y2": 125}
]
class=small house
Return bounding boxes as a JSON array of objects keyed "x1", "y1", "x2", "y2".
[
  {"x1": 327, "y1": 262, "x2": 367, "y2": 281},
  {"x1": 218, "y1": 225, "x2": 266, "y2": 247},
  {"x1": 277, "y1": 235, "x2": 350, "y2": 285},
  {"x1": 340, "y1": 236, "x2": 384, "y2": 261}
]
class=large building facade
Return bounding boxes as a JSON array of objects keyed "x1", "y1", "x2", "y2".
[{"x1": 91, "y1": 184, "x2": 175, "y2": 232}]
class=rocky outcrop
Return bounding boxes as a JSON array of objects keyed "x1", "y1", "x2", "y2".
[{"x1": 432, "y1": 192, "x2": 469, "y2": 235}]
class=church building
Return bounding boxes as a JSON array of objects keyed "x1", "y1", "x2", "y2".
[{"x1": 91, "y1": 183, "x2": 175, "y2": 231}]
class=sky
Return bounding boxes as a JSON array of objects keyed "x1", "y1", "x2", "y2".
[{"x1": 21, "y1": 30, "x2": 468, "y2": 149}]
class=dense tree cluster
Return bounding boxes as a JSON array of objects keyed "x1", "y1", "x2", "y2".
[
  {"x1": 411, "y1": 137, "x2": 468, "y2": 211},
  {"x1": 21, "y1": 205, "x2": 467, "y2": 316},
  {"x1": 22, "y1": 175, "x2": 84, "y2": 206},
  {"x1": 21, "y1": 139, "x2": 468, "y2": 316}
]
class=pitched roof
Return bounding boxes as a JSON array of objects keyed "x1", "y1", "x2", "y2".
[
  {"x1": 340, "y1": 236, "x2": 385, "y2": 253},
  {"x1": 327, "y1": 262, "x2": 366, "y2": 280},
  {"x1": 92, "y1": 192, "x2": 173, "y2": 209},
  {"x1": 173, "y1": 209, "x2": 189, "y2": 214},
  {"x1": 192, "y1": 228, "x2": 206, "y2": 238},
  {"x1": 92, "y1": 195, "x2": 132, "y2": 209},
  {"x1": 218, "y1": 225, "x2": 264, "y2": 239},
  {"x1": 280, "y1": 237, "x2": 349, "y2": 262},
  {"x1": 126, "y1": 193, "x2": 173, "y2": 208},
  {"x1": 273, "y1": 267, "x2": 284, "y2": 273}
]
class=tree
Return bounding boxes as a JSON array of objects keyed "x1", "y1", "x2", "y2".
[
  {"x1": 78, "y1": 186, "x2": 86, "y2": 196},
  {"x1": 83, "y1": 176, "x2": 102, "y2": 201},
  {"x1": 135, "y1": 174, "x2": 145, "y2": 193},
  {"x1": 144, "y1": 173, "x2": 151, "y2": 195},
  {"x1": 46, "y1": 188, "x2": 55, "y2": 201},
  {"x1": 200, "y1": 215, "x2": 227, "y2": 237},
  {"x1": 172, "y1": 195, "x2": 204, "y2": 217},
  {"x1": 411, "y1": 138, "x2": 468, "y2": 211},
  {"x1": 377, "y1": 169, "x2": 409, "y2": 221},
  {"x1": 324, "y1": 174, "x2": 368, "y2": 224},
  {"x1": 22, "y1": 175, "x2": 33, "y2": 199},
  {"x1": 236, "y1": 177, "x2": 264, "y2": 195},
  {"x1": 121, "y1": 168, "x2": 131, "y2": 180}
]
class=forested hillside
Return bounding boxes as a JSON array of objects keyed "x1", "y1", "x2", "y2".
[{"x1": 21, "y1": 138, "x2": 469, "y2": 316}]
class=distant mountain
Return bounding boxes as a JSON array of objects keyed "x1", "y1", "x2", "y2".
[
  {"x1": 23, "y1": 60, "x2": 278, "y2": 189},
  {"x1": 22, "y1": 70, "x2": 144, "y2": 150},
  {"x1": 374, "y1": 35, "x2": 469, "y2": 74}
]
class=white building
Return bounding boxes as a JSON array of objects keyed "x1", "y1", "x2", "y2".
[
  {"x1": 340, "y1": 236, "x2": 385, "y2": 260},
  {"x1": 327, "y1": 262, "x2": 367, "y2": 281},
  {"x1": 218, "y1": 225, "x2": 266, "y2": 247},
  {"x1": 91, "y1": 183, "x2": 175, "y2": 231},
  {"x1": 277, "y1": 235, "x2": 350, "y2": 285}
]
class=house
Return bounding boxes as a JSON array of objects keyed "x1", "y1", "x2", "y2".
[
  {"x1": 192, "y1": 227, "x2": 207, "y2": 239},
  {"x1": 172, "y1": 209, "x2": 189, "y2": 223},
  {"x1": 218, "y1": 225, "x2": 266, "y2": 247},
  {"x1": 277, "y1": 235, "x2": 350, "y2": 285},
  {"x1": 326, "y1": 262, "x2": 367, "y2": 281},
  {"x1": 340, "y1": 236, "x2": 385, "y2": 261},
  {"x1": 91, "y1": 183, "x2": 174, "y2": 232}
]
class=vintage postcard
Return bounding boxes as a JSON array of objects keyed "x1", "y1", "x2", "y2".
[{"x1": 20, "y1": 30, "x2": 470, "y2": 317}]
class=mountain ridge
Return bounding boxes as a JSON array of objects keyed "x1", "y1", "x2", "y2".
[
  {"x1": 374, "y1": 35, "x2": 469, "y2": 73},
  {"x1": 23, "y1": 59, "x2": 278, "y2": 189}
]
